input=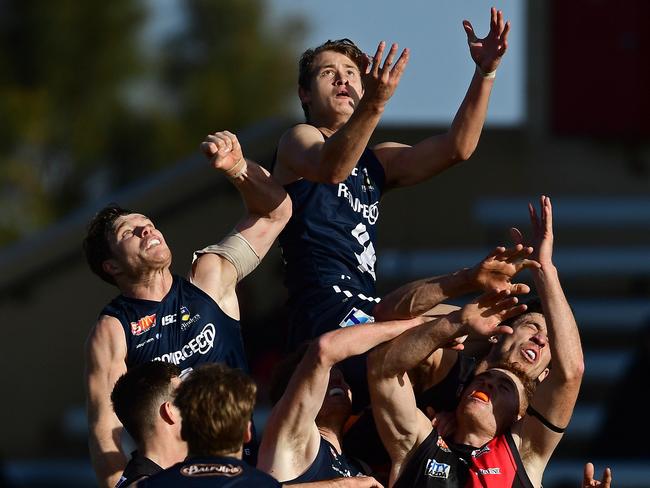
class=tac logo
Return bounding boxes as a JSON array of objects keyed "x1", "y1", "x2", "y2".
[
  {"x1": 130, "y1": 314, "x2": 156, "y2": 336},
  {"x1": 425, "y1": 459, "x2": 450, "y2": 479}
]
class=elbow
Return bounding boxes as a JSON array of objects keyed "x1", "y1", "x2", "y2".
[
  {"x1": 314, "y1": 332, "x2": 338, "y2": 367},
  {"x1": 451, "y1": 143, "x2": 476, "y2": 163},
  {"x1": 269, "y1": 193, "x2": 292, "y2": 225}
]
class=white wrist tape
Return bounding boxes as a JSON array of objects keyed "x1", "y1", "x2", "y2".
[{"x1": 476, "y1": 65, "x2": 496, "y2": 79}]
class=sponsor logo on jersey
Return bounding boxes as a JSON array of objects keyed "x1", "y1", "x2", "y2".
[
  {"x1": 180, "y1": 306, "x2": 191, "y2": 321},
  {"x1": 337, "y1": 183, "x2": 379, "y2": 225},
  {"x1": 161, "y1": 313, "x2": 177, "y2": 326},
  {"x1": 153, "y1": 323, "x2": 215, "y2": 365},
  {"x1": 425, "y1": 459, "x2": 451, "y2": 479},
  {"x1": 135, "y1": 337, "x2": 155, "y2": 349},
  {"x1": 339, "y1": 307, "x2": 375, "y2": 327},
  {"x1": 130, "y1": 314, "x2": 156, "y2": 336},
  {"x1": 472, "y1": 445, "x2": 490, "y2": 458},
  {"x1": 436, "y1": 436, "x2": 451, "y2": 453},
  {"x1": 477, "y1": 467, "x2": 501, "y2": 475},
  {"x1": 180, "y1": 463, "x2": 243, "y2": 477}
]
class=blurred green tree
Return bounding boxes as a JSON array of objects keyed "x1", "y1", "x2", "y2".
[{"x1": 0, "y1": 0, "x2": 304, "y2": 245}]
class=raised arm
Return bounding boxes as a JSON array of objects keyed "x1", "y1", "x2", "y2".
[
  {"x1": 368, "y1": 293, "x2": 526, "y2": 483},
  {"x1": 374, "y1": 243, "x2": 537, "y2": 321},
  {"x1": 191, "y1": 131, "x2": 291, "y2": 317},
  {"x1": 258, "y1": 317, "x2": 423, "y2": 481},
  {"x1": 85, "y1": 315, "x2": 128, "y2": 488},
  {"x1": 274, "y1": 42, "x2": 409, "y2": 185},
  {"x1": 373, "y1": 8, "x2": 510, "y2": 189},
  {"x1": 513, "y1": 196, "x2": 585, "y2": 485}
]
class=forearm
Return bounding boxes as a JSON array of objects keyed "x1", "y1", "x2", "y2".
[
  {"x1": 88, "y1": 420, "x2": 126, "y2": 488},
  {"x1": 443, "y1": 68, "x2": 495, "y2": 161},
  {"x1": 318, "y1": 317, "x2": 424, "y2": 366},
  {"x1": 533, "y1": 264, "x2": 584, "y2": 380},
  {"x1": 318, "y1": 101, "x2": 384, "y2": 182},
  {"x1": 374, "y1": 268, "x2": 476, "y2": 320},
  {"x1": 380, "y1": 312, "x2": 466, "y2": 377},
  {"x1": 228, "y1": 160, "x2": 291, "y2": 221}
]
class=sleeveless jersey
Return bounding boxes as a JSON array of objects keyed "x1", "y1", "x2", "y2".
[
  {"x1": 465, "y1": 432, "x2": 534, "y2": 488},
  {"x1": 393, "y1": 429, "x2": 470, "y2": 488},
  {"x1": 100, "y1": 275, "x2": 249, "y2": 373},
  {"x1": 115, "y1": 451, "x2": 162, "y2": 487},
  {"x1": 278, "y1": 147, "x2": 385, "y2": 303},
  {"x1": 138, "y1": 456, "x2": 281, "y2": 487},
  {"x1": 285, "y1": 437, "x2": 366, "y2": 484}
]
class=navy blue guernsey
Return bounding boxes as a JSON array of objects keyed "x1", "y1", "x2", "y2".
[
  {"x1": 279, "y1": 147, "x2": 385, "y2": 303},
  {"x1": 101, "y1": 275, "x2": 248, "y2": 373},
  {"x1": 285, "y1": 437, "x2": 366, "y2": 484},
  {"x1": 139, "y1": 456, "x2": 281, "y2": 487}
]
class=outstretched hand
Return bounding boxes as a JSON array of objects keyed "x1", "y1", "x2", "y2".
[
  {"x1": 201, "y1": 131, "x2": 244, "y2": 172},
  {"x1": 583, "y1": 462, "x2": 612, "y2": 488},
  {"x1": 511, "y1": 195, "x2": 554, "y2": 267},
  {"x1": 458, "y1": 290, "x2": 528, "y2": 338},
  {"x1": 470, "y1": 244, "x2": 540, "y2": 294},
  {"x1": 463, "y1": 7, "x2": 510, "y2": 75},
  {"x1": 361, "y1": 41, "x2": 409, "y2": 108}
]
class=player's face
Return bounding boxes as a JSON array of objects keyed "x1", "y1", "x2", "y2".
[
  {"x1": 316, "y1": 367, "x2": 352, "y2": 426},
  {"x1": 301, "y1": 50, "x2": 363, "y2": 125},
  {"x1": 492, "y1": 312, "x2": 550, "y2": 382},
  {"x1": 458, "y1": 368, "x2": 525, "y2": 436},
  {"x1": 106, "y1": 213, "x2": 172, "y2": 278}
]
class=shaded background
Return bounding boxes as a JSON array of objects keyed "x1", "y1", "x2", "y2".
[{"x1": 1, "y1": 0, "x2": 649, "y2": 486}]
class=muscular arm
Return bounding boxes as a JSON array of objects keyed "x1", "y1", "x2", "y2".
[
  {"x1": 512, "y1": 197, "x2": 584, "y2": 485},
  {"x1": 85, "y1": 315, "x2": 128, "y2": 488},
  {"x1": 258, "y1": 318, "x2": 423, "y2": 481},
  {"x1": 191, "y1": 131, "x2": 292, "y2": 318}
]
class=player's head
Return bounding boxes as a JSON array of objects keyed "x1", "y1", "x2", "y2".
[
  {"x1": 111, "y1": 361, "x2": 183, "y2": 447},
  {"x1": 174, "y1": 363, "x2": 257, "y2": 458},
  {"x1": 83, "y1": 204, "x2": 171, "y2": 286},
  {"x1": 456, "y1": 363, "x2": 536, "y2": 438},
  {"x1": 298, "y1": 38, "x2": 366, "y2": 123},
  {"x1": 486, "y1": 298, "x2": 551, "y2": 383}
]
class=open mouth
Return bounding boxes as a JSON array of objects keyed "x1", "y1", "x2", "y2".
[
  {"x1": 470, "y1": 390, "x2": 489, "y2": 403},
  {"x1": 328, "y1": 387, "x2": 346, "y2": 398},
  {"x1": 521, "y1": 347, "x2": 538, "y2": 363},
  {"x1": 335, "y1": 90, "x2": 350, "y2": 98},
  {"x1": 145, "y1": 238, "x2": 161, "y2": 250}
]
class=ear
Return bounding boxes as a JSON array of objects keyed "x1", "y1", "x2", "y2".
[
  {"x1": 160, "y1": 401, "x2": 179, "y2": 425},
  {"x1": 536, "y1": 367, "x2": 550, "y2": 383},
  {"x1": 102, "y1": 258, "x2": 121, "y2": 278},
  {"x1": 243, "y1": 420, "x2": 252, "y2": 444},
  {"x1": 298, "y1": 86, "x2": 311, "y2": 106}
]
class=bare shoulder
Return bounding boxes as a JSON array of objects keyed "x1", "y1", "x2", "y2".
[
  {"x1": 275, "y1": 124, "x2": 326, "y2": 184},
  {"x1": 87, "y1": 315, "x2": 125, "y2": 353}
]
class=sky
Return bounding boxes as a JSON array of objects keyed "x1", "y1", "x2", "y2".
[
  {"x1": 267, "y1": 0, "x2": 525, "y2": 125},
  {"x1": 146, "y1": 0, "x2": 525, "y2": 126}
]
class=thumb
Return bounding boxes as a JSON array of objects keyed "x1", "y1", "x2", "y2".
[
  {"x1": 200, "y1": 141, "x2": 217, "y2": 158},
  {"x1": 463, "y1": 20, "x2": 477, "y2": 42}
]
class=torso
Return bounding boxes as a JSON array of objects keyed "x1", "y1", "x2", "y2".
[
  {"x1": 278, "y1": 146, "x2": 385, "y2": 303},
  {"x1": 100, "y1": 275, "x2": 249, "y2": 374},
  {"x1": 285, "y1": 436, "x2": 366, "y2": 484}
]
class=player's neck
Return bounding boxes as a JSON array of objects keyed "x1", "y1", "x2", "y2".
[
  {"x1": 317, "y1": 425, "x2": 344, "y2": 453},
  {"x1": 119, "y1": 268, "x2": 173, "y2": 301},
  {"x1": 309, "y1": 113, "x2": 348, "y2": 134},
  {"x1": 452, "y1": 422, "x2": 494, "y2": 449},
  {"x1": 142, "y1": 433, "x2": 187, "y2": 469}
]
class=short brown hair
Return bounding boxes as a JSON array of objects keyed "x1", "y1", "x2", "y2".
[
  {"x1": 174, "y1": 363, "x2": 257, "y2": 457},
  {"x1": 83, "y1": 204, "x2": 133, "y2": 285},
  {"x1": 111, "y1": 361, "x2": 181, "y2": 445},
  {"x1": 298, "y1": 38, "x2": 366, "y2": 121}
]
